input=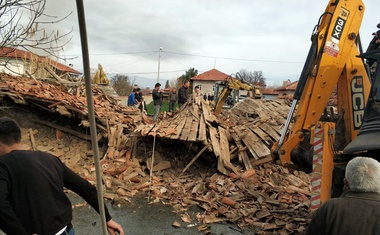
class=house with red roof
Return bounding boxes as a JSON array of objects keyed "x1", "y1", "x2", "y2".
[
  {"x1": 275, "y1": 80, "x2": 298, "y2": 100},
  {"x1": 190, "y1": 68, "x2": 232, "y2": 96},
  {"x1": 0, "y1": 47, "x2": 81, "y2": 80}
]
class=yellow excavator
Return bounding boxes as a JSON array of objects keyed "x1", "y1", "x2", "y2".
[
  {"x1": 93, "y1": 64, "x2": 110, "y2": 85},
  {"x1": 271, "y1": 0, "x2": 380, "y2": 209},
  {"x1": 213, "y1": 74, "x2": 262, "y2": 115}
]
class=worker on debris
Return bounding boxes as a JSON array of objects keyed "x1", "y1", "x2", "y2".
[
  {"x1": 168, "y1": 87, "x2": 177, "y2": 112},
  {"x1": 138, "y1": 96, "x2": 148, "y2": 114},
  {"x1": 305, "y1": 157, "x2": 380, "y2": 235},
  {"x1": 152, "y1": 83, "x2": 163, "y2": 121},
  {"x1": 0, "y1": 117, "x2": 125, "y2": 235},
  {"x1": 178, "y1": 80, "x2": 190, "y2": 108},
  {"x1": 127, "y1": 88, "x2": 141, "y2": 107},
  {"x1": 194, "y1": 85, "x2": 200, "y2": 96},
  {"x1": 134, "y1": 84, "x2": 143, "y2": 102}
]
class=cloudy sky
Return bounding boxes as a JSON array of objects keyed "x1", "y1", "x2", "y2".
[{"x1": 45, "y1": 0, "x2": 379, "y2": 86}]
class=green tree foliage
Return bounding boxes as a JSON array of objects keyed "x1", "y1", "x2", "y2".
[
  {"x1": 111, "y1": 74, "x2": 134, "y2": 96},
  {"x1": 176, "y1": 67, "x2": 198, "y2": 87},
  {"x1": 238, "y1": 69, "x2": 266, "y2": 87}
]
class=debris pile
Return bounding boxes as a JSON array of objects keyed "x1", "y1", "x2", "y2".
[
  {"x1": 0, "y1": 73, "x2": 143, "y2": 146},
  {"x1": 0, "y1": 73, "x2": 313, "y2": 234},
  {"x1": 138, "y1": 96, "x2": 290, "y2": 174},
  {"x1": 146, "y1": 163, "x2": 311, "y2": 234}
]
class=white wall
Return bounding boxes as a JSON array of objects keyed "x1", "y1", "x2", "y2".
[
  {"x1": 0, "y1": 58, "x2": 26, "y2": 76},
  {"x1": 192, "y1": 80, "x2": 215, "y2": 96}
]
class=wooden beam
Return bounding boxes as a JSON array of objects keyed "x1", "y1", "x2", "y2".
[
  {"x1": 181, "y1": 145, "x2": 209, "y2": 175},
  {"x1": 33, "y1": 119, "x2": 92, "y2": 141}
]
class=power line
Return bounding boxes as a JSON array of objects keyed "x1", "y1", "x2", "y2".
[
  {"x1": 66, "y1": 50, "x2": 303, "y2": 64},
  {"x1": 118, "y1": 69, "x2": 185, "y2": 75},
  {"x1": 163, "y1": 51, "x2": 303, "y2": 64}
]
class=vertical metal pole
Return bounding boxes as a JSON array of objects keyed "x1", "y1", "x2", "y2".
[
  {"x1": 157, "y1": 47, "x2": 162, "y2": 83},
  {"x1": 75, "y1": 1, "x2": 107, "y2": 234}
]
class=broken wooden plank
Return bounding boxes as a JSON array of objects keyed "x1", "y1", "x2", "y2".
[
  {"x1": 218, "y1": 126, "x2": 240, "y2": 175},
  {"x1": 179, "y1": 115, "x2": 193, "y2": 141},
  {"x1": 187, "y1": 117, "x2": 199, "y2": 142},
  {"x1": 170, "y1": 115, "x2": 187, "y2": 139},
  {"x1": 181, "y1": 145, "x2": 209, "y2": 174},
  {"x1": 198, "y1": 113, "x2": 207, "y2": 142},
  {"x1": 260, "y1": 122, "x2": 281, "y2": 140},
  {"x1": 230, "y1": 131, "x2": 252, "y2": 170}
]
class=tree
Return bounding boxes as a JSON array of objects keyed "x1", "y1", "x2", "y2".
[
  {"x1": 165, "y1": 80, "x2": 170, "y2": 88},
  {"x1": 238, "y1": 69, "x2": 266, "y2": 87},
  {"x1": 111, "y1": 74, "x2": 134, "y2": 96},
  {"x1": 0, "y1": 1, "x2": 72, "y2": 63},
  {"x1": 176, "y1": 67, "x2": 198, "y2": 87}
]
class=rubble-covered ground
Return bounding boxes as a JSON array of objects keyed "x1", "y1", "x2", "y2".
[
  {"x1": 1, "y1": 103, "x2": 312, "y2": 235},
  {"x1": 0, "y1": 72, "x2": 314, "y2": 235}
]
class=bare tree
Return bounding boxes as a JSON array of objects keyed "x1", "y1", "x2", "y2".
[
  {"x1": 0, "y1": 0, "x2": 72, "y2": 62},
  {"x1": 238, "y1": 69, "x2": 266, "y2": 87},
  {"x1": 111, "y1": 74, "x2": 134, "y2": 96}
]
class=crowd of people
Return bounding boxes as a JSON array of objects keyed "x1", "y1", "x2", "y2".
[{"x1": 127, "y1": 81, "x2": 217, "y2": 121}]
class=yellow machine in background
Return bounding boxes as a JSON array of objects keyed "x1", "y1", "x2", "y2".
[
  {"x1": 93, "y1": 64, "x2": 110, "y2": 85},
  {"x1": 213, "y1": 75, "x2": 262, "y2": 115},
  {"x1": 271, "y1": 0, "x2": 380, "y2": 209}
]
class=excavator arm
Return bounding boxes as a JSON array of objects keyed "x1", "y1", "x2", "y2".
[
  {"x1": 271, "y1": 0, "x2": 371, "y2": 205},
  {"x1": 213, "y1": 76, "x2": 262, "y2": 115}
]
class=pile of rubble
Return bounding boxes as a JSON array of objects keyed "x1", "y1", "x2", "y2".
[
  {"x1": 138, "y1": 96, "x2": 290, "y2": 174},
  {"x1": 0, "y1": 73, "x2": 312, "y2": 234}
]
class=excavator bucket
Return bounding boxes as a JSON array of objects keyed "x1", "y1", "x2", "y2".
[{"x1": 344, "y1": 48, "x2": 380, "y2": 155}]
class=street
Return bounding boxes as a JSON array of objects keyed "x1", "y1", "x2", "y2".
[{"x1": 68, "y1": 193, "x2": 258, "y2": 235}]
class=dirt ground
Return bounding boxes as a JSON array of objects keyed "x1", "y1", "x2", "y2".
[{"x1": 0, "y1": 106, "x2": 259, "y2": 235}]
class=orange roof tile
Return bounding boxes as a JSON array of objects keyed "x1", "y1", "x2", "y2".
[
  {"x1": 262, "y1": 89, "x2": 279, "y2": 95},
  {"x1": 191, "y1": 68, "x2": 232, "y2": 81},
  {"x1": 0, "y1": 47, "x2": 81, "y2": 74},
  {"x1": 275, "y1": 81, "x2": 298, "y2": 91}
]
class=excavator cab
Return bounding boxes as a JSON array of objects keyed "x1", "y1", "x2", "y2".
[{"x1": 344, "y1": 48, "x2": 380, "y2": 156}]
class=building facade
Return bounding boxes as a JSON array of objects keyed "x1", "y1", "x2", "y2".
[{"x1": 0, "y1": 47, "x2": 81, "y2": 80}]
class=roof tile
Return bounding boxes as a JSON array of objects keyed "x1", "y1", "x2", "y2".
[{"x1": 191, "y1": 68, "x2": 232, "y2": 81}]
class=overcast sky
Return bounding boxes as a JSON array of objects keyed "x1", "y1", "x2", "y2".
[{"x1": 45, "y1": 0, "x2": 379, "y2": 86}]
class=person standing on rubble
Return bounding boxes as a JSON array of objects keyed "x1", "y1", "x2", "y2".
[
  {"x1": 168, "y1": 87, "x2": 177, "y2": 112},
  {"x1": 138, "y1": 96, "x2": 148, "y2": 114},
  {"x1": 128, "y1": 88, "x2": 141, "y2": 107},
  {"x1": 178, "y1": 80, "x2": 190, "y2": 108},
  {"x1": 152, "y1": 82, "x2": 163, "y2": 121},
  {"x1": 0, "y1": 117, "x2": 125, "y2": 235},
  {"x1": 305, "y1": 157, "x2": 380, "y2": 235}
]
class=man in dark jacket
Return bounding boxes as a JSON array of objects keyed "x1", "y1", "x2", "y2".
[
  {"x1": 168, "y1": 88, "x2": 177, "y2": 112},
  {"x1": 138, "y1": 96, "x2": 148, "y2": 113},
  {"x1": 305, "y1": 157, "x2": 380, "y2": 235},
  {"x1": 152, "y1": 83, "x2": 163, "y2": 121},
  {"x1": 0, "y1": 117, "x2": 124, "y2": 235},
  {"x1": 178, "y1": 80, "x2": 190, "y2": 108}
]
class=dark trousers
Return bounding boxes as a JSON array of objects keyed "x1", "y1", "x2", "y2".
[{"x1": 169, "y1": 101, "x2": 175, "y2": 111}]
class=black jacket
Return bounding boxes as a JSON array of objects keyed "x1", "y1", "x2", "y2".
[
  {"x1": 0, "y1": 150, "x2": 111, "y2": 235},
  {"x1": 152, "y1": 89, "x2": 163, "y2": 106},
  {"x1": 305, "y1": 191, "x2": 380, "y2": 235},
  {"x1": 178, "y1": 86, "x2": 188, "y2": 104}
]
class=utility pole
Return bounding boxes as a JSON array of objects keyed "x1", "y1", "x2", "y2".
[{"x1": 157, "y1": 47, "x2": 163, "y2": 83}]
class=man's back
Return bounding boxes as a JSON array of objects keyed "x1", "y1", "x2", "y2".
[
  {"x1": 0, "y1": 150, "x2": 72, "y2": 234},
  {"x1": 306, "y1": 191, "x2": 380, "y2": 235}
]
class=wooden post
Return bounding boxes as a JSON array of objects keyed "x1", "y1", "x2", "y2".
[{"x1": 181, "y1": 145, "x2": 209, "y2": 175}]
